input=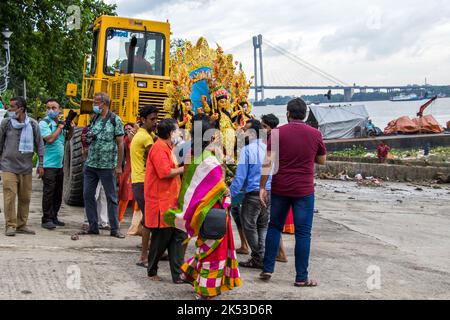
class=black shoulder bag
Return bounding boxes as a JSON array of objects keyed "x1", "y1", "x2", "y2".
[{"x1": 199, "y1": 201, "x2": 227, "y2": 240}]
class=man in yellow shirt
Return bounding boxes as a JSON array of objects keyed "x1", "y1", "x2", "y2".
[{"x1": 130, "y1": 105, "x2": 158, "y2": 267}]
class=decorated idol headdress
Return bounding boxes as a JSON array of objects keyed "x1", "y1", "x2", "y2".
[
  {"x1": 164, "y1": 49, "x2": 194, "y2": 114},
  {"x1": 231, "y1": 62, "x2": 253, "y2": 108},
  {"x1": 207, "y1": 46, "x2": 236, "y2": 111}
]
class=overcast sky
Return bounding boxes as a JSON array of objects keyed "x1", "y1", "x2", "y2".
[{"x1": 106, "y1": 0, "x2": 450, "y2": 92}]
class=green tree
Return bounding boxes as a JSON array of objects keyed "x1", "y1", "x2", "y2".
[
  {"x1": 0, "y1": 0, "x2": 116, "y2": 117},
  {"x1": 170, "y1": 38, "x2": 186, "y2": 59}
]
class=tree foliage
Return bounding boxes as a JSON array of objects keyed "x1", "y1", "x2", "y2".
[
  {"x1": 0, "y1": 0, "x2": 116, "y2": 116},
  {"x1": 170, "y1": 38, "x2": 186, "y2": 59}
]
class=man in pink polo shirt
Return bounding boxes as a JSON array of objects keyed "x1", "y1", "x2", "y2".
[{"x1": 259, "y1": 98, "x2": 326, "y2": 287}]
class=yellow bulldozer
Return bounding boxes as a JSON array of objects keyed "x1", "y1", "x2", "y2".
[{"x1": 63, "y1": 15, "x2": 171, "y2": 206}]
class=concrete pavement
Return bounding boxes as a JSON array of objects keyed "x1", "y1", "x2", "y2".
[{"x1": 0, "y1": 176, "x2": 449, "y2": 299}]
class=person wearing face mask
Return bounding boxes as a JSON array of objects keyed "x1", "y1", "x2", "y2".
[
  {"x1": 0, "y1": 96, "x2": 45, "y2": 236},
  {"x1": 39, "y1": 99, "x2": 74, "y2": 230},
  {"x1": 81, "y1": 92, "x2": 126, "y2": 239},
  {"x1": 172, "y1": 126, "x2": 188, "y2": 166},
  {"x1": 144, "y1": 118, "x2": 186, "y2": 283}
]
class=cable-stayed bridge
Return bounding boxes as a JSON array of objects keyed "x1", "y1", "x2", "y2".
[{"x1": 227, "y1": 35, "x2": 442, "y2": 103}]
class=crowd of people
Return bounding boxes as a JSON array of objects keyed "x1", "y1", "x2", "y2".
[{"x1": 0, "y1": 93, "x2": 327, "y2": 300}]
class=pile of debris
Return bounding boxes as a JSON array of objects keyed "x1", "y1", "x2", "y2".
[
  {"x1": 356, "y1": 176, "x2": 384, "y2": 187},
  {"x1": 318, "y1": 170, "x2": 384, "y2": 187},
  {"x1": 318, "y1": 170, "x2": 352, "y2": 181},
  {"x1": 435, "y1": 172, "x2": 450, "y2": 184}
]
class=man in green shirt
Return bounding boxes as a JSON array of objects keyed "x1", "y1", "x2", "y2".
[
  {"x1": 82, "y1": 92, "x2": 125, "y2": 238},
  {"x1": 39, "y1": 98, "x2": 73, "y2": 230}
]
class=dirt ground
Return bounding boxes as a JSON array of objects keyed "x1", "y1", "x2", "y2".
[{"x1": 0, "y1": 176, "x2": 449, "y2": 300}]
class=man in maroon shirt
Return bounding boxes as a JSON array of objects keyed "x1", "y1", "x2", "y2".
[{"x1": 259, "y1": 98, "x2": 326, "y2": 287}]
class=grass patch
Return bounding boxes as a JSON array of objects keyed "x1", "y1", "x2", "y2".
[{"x1": 330, "y1": 146, "x2": 450, "y2": 161}]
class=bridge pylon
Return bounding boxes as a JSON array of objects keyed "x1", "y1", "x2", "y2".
[
  {"x1": 344, "y1": 87, "x2": 354, "y2": 102},
  {"x1": 253, "y1": 34, "x2": 264, "y2": 102}
]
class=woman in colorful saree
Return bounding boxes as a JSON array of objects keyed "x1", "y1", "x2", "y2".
[{"x1": 165, "y1": 115, "x2": 241, "y2": 300}]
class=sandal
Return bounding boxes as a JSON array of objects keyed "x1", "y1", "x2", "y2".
[
  {"x1": 239, "y1": 259, "x2": 263, "y2": 269},
  {"x1": 276, "y1": 256, "x2": 288, "y2": 263},
  {"x1": 259, "y1": 272, "x2": 272, "y2": 281},
  {"x1": 236, "y1": 248, "x2": 249, "y2": 255},
  {"x1": 294, "y1": 279, "x2": 318, "y2": 287},
  {"x1": 173, "y1": 278, "x2": 191, "y2": 285},
  {"x1": 148, "y1": 275, "x2": 162, "y2": 281},
  {"x1": 136, "y1": 261, "x2": 148, "y2": 268}
]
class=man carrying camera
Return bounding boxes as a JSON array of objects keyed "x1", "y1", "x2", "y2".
[
  {"x1": 39, "y1": 99, "x2": 74, "y2": 230},
  {"x1": 82, "y1": 92, "x2": 125, "y2": 238}
]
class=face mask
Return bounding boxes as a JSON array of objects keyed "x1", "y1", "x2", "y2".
[
  {"x1": 8, "y1": 111, "x2": 18, "y2": 119},
  {"x1": 93, "y1": 105, "x2": 101, "y2": 114},
  {"x1": 47, "y1": 110, "x2": 59, "y2": 119},
  {"x1": 171, "y1": 133, "x2": 183, "y2": 146}
]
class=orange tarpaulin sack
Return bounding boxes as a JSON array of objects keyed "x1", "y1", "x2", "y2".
[
  {"x1": 383, "y1": 116, "x2": 418, "y2": 135},
  {"x1": 412, "y1": 115, "x2": 444, "y2": 133}
]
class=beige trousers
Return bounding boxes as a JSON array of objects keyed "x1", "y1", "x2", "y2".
[{"x1": 2, "y1": 172, "x2": 32, "y2": 229}]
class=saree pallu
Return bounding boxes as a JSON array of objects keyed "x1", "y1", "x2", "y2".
[
  {"x1": 182, "y1": 214, "x2": 241, "y2": 297},
  {"x1": 165, "y1": 149, "x2": 242, "y2": 297}
]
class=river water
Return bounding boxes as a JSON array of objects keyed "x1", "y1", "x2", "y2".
[{"x1": 252, "y1": 97, "x2": 450, "y2": 129}]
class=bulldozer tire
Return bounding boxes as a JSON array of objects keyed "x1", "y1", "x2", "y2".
[{"x1": 63, "y1": 127, "x2": 85, "y2": 206}]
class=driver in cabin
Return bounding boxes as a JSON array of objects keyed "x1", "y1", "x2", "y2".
[{"x1": 119, "y1": 43, "x2": 153, "y2": 75}]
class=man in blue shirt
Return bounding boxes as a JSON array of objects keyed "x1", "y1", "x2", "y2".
[
  {"x1": 39, "y1": 99, "x2": 73, "y2": 229},
  {"x1": 230, "y1": 119, "x2": 271, "y2": 269}
]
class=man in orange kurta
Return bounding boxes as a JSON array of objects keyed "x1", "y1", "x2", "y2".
[{"x1": 144, "y1": 119, "x2": 186, "y2": 283}]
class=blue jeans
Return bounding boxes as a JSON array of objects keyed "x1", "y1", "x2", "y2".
[
  {"x1": 83, "y1": 166, "x2": 119, "y2": 234},
  {"x1": 263, "y1": 193, "x2": 315, "y2": 282}
]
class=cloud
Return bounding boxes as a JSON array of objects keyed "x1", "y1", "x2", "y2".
[
  {"x1": 106, "y1": 0, "x2": 210, "y2": 17},
  {"x1": 106, "y1": 0, "x2": 450, "y2": 87},
  {"x1": 319, "y1": 1, "x2": 450, "y2": 59}
]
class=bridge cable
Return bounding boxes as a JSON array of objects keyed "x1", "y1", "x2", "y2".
[{"x1": 264, "y1": 39, "x2": 349, "y2": 87}]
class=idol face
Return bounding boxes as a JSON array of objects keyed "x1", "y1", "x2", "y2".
[{"x1": 184, "y1": 101, "x2": 192, "y2": 112}]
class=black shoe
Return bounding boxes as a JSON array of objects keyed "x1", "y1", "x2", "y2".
[
  {"x1": 110, "y1": 232, "x2": 125, "y2": 239},
  {"x1": 42, "y1": 221, "x2": 57, "y2": 230},
  {"x1": 78, "y1": 229, "x2": 100, "y2": 235},
  {"x1": 239, "y1": 258, "x2": 263, "y2": 269},
  {"x1": 53, "y1": 219, "x2": 65, "y2": 227}
]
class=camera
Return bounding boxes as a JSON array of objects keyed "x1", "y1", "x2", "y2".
[
  {"x1": 85, "y1": 131, "x2": 96, "y2": 146},
  {"x1": 63, "y1": 109, "x2": 77, "y2": 131}
]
